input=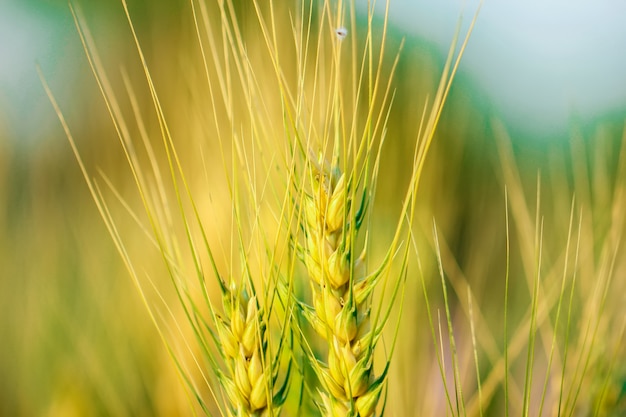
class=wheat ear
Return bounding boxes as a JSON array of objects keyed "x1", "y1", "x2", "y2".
[
  {"x1": 297, "y1": 153, "x2": 388, "y2": 417},
  {"x1": 215, "y1": 281, "x2": 289, "y2": 417}
]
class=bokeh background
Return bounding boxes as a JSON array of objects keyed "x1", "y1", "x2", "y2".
[{"x1": 1, "y1": 0, "x2": 625, "y2": 415}]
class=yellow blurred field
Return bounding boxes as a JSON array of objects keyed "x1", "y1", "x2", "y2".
[{"x1": 1, "y1": 1, "x2": 625, "y2": 416}]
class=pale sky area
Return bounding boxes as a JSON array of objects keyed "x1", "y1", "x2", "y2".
[
  {"x1": 0, "y1": 1, "x2": 73, "y2": 145},
  {"x1": 2, "y1": 1, "x2": 626, "y2": 141},
  {"x1": 371, "y1": 0, "x2": 626, "y2": 135}
]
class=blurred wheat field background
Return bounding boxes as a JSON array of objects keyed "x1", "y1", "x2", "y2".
[{"x1": 2, "y1": 0, "x2": 625, "y2": 416}]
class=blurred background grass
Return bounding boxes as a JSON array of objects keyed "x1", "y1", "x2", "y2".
[{"x1": 1, "y1": 0, "x2": 625, "y2": 416}]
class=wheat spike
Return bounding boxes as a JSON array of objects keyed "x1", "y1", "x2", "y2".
[
  {"x1": 216, "y1": 282, "x2": 286, "y2": 417},
  {"x1": 299, "y1": 154, "x2": 386, "y2": 417}
]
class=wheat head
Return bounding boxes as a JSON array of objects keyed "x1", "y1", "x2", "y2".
[{"x1": 296, "y1": 153, "x2": 387, "y2": 417}]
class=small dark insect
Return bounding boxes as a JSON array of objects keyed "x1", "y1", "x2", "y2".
[{"x1": 335, "y1": 27, "x2": 348, "y2": 41}]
